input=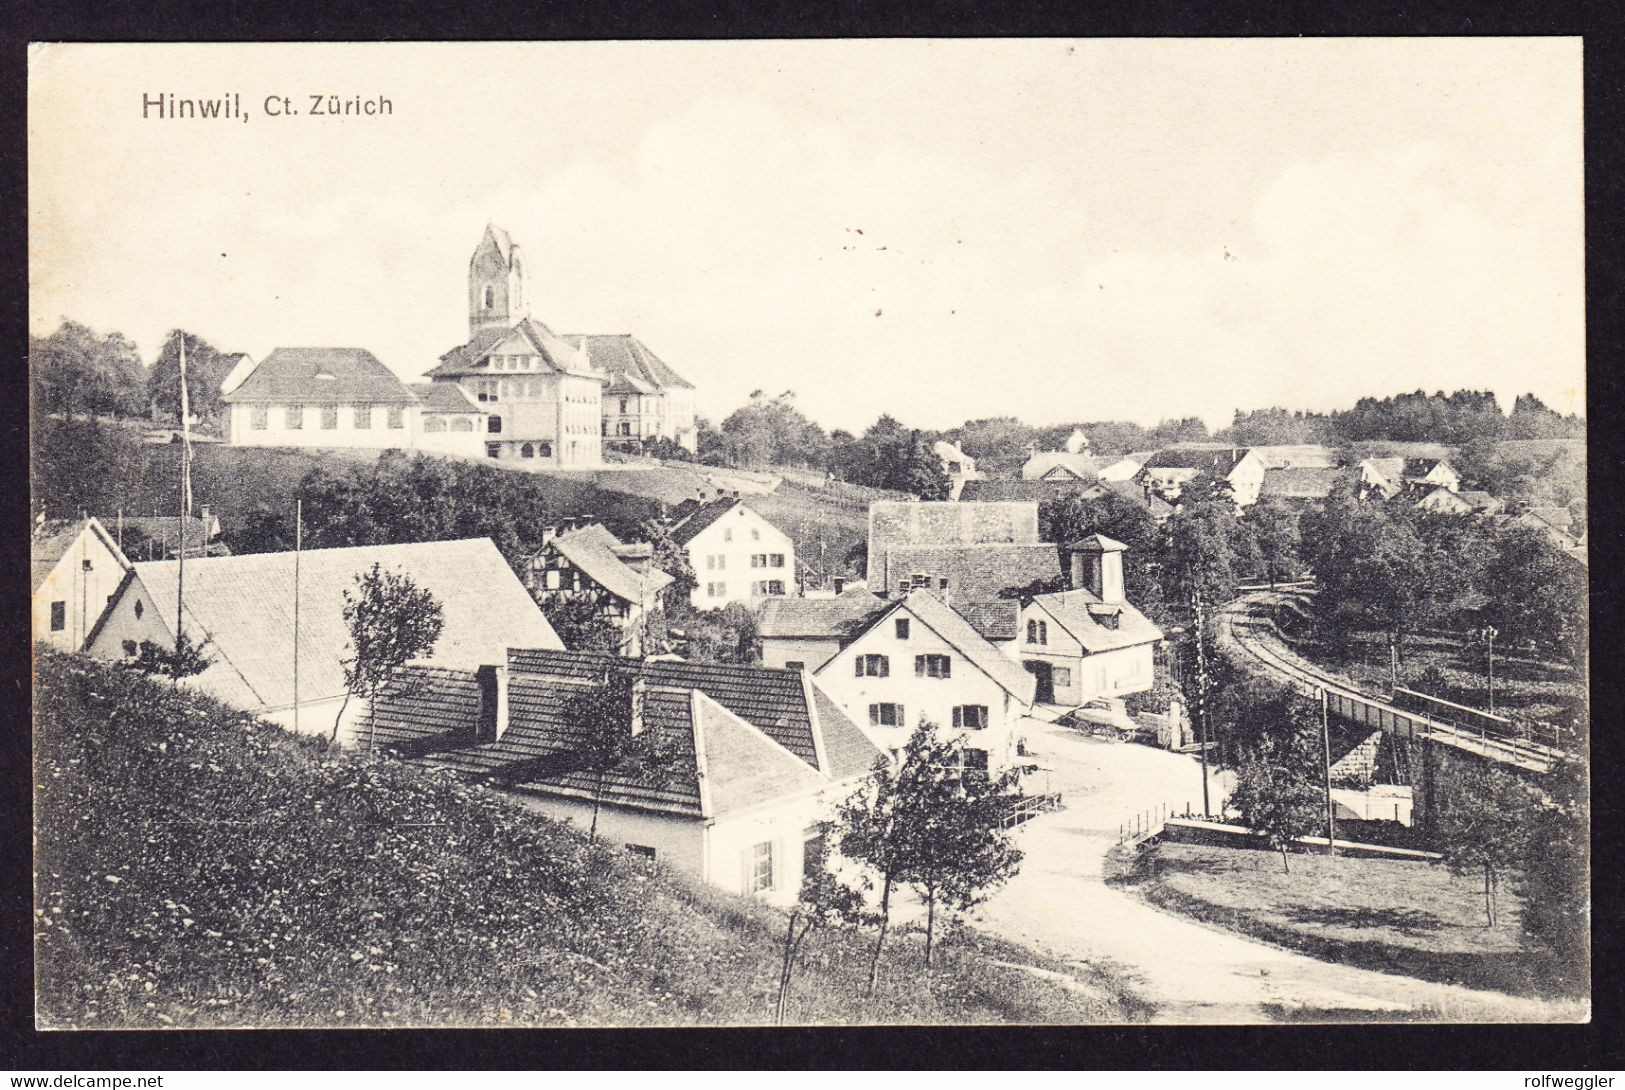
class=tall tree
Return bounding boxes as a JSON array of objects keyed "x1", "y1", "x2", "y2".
[
  {"x1": 1434, "y1": 764, "x2": 1539, "y2": 927},
  {"x1": 1517, "y1": 756, "x2": 1589, "y2": 983},
  {"x1": 30, "y1": 320, "x2": 148, "y2": 420},
  {"x1": 559, "y1": 670, "x2": 677, "y2": 839},
  {"x1": 333, "y1": 564, "x2": 445, "y2": 748},
  {"x1": 1245, "y1": 497, "x2": 1303, "y2": 588},
  {"x1": 147, "y1": 330, "x2": 234, "y2": 425},
  {"x1": 1225, "y1": 701, "x2": 1324, "y2": 873}
]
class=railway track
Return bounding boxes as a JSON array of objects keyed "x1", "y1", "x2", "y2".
[{"x1": 1218, "y1": 590, "x2": 1559, "y2": 774}]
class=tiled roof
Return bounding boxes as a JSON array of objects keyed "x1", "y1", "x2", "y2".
[
  {"x1": 222, "y1": 347, "x2": 418, "y2": 405},
  {"x1": 547, "y1": 523, "x2": 673, "y2": 605},
  {"x1": 1520, "y1": 506, "x2": 1575, "y2": 533},
  {"x1": 875, "y1": 544, "x2": 1064, "y2": 641},
  {"x1": 867, "y1": 501, "x2": 1040, "y2": 593},
  {"x1": 1246, "y1": 445, "x2": 1340, "y2": 470},
  {"x1": 32, "y1": 518, "x2": 126, "y2": 593},
  {"x1": 367, "y1": 666, "x2": 482, "y2": 755},
  {"x1": 483, "y1": 223, "x2": 515, "y2": 264},
  {"x1": 1259, "y1": 466, "x2": 1345, "y2": 500},
  {"x1": 951, "y1": 599, "x2": 1023, "y2": 642},
  {"x1": 409, "y1": 382, "x2": 483, "y2": 413},
  {"x1": 1021, "y1": 451, "x2": 1103, "y2": 481},
  {"x1": 566, "y1": 333, "x2": 696, "y2": 391},
  {"x1": 809, "y1": 684, "x2": 888, "y2": 780},
  {"x1": 699, "y1": 694, "x2": 828, "y2": 815},
  {"x1": 756, "y1": 593, "x2": 887, "y2": 639},
  {"x1": 424, "y1": 318, "x2": 601, "y2": 380},
  {"x1": 668, "y1": 496, "x2": 742, "y2": 546},
  {"x1": 1142, "y1": 447, "x2": 1252, "y2": 472},
  {"x1": 1031, "y1": 588, "x2": 1165, "y2": 654},
  {"x1": 888, "y1": 590, "x2": 1036, "y2": 702},
  {"x1": 1456, "y1": 490, "x2": 1503, "y2": 514},
  {"x1": 958, "y1": 479, "x2": 1101, "y2": 504},
  {"x1": 125, "y1": 539, "x2": 562, "y2": 712}
]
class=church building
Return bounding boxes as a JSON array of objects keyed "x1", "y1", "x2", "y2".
[{"x1": 422, "y1": 225, "x2": 607, "y2": 467}]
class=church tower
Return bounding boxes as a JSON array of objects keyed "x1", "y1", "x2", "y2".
[{"x1": 468, "y1": 223, "x2": 528, "y2": 337}]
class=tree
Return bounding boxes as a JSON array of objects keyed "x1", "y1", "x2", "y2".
[
  {"x1": 1517, "y1": 756, "x2": 1588, "y2": 983},
  {"x1": 1434, "y1": 764, "x2": 1539, "y2": 927},
  {"x1": 644, "y1": 517, "x2": 697, "y2": 603},
  {"x1": 1166, "y1": 486, "x2": 1257, "y2": 611},
  {"x1": 834, "y1": 721, "x2": 1024, "y2": 989},
  {"x1": 1480, "y1": 523, "x2": 1588, "y2": 669},
  {"x1": 540, "y1": 594, "x2": 623, "y2": 653},
  {"x1": 1245, "y1": 497, "x2": 1302, "y2": 588},
  {"x1": 558, "y1": 670, "x2": 677, "y2": 839},
  {"x1": 30, "y1": 320, "x2": 148, "y2": 420},
  {"x1": 1225, "y1": 701, "x2": 1324, "y2": 873},
  {"x1": 148, "y1": 329, "x2": 235, "y2": 426},
  {"x1": 333, "y1": 564, "x2": 445, "y2": 749},
  {"x1": 774, "y1": 828, "x2": 869, "y2": 1023},
  {"x1": 125, "y1": 632, "x2": 213, "y2": 680}
]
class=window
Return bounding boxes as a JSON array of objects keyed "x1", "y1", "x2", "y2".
[
  {"x1": 619, "y1": 398, "x2": 628, "y2": 413},
  {"x1": 916, "y1": 654, "x2": 952, "y2": 679},
  {"x1": 488, "y1": 416, "x2": 503, "y2": 434},
  {"x1": 785, "y1": 661, "x2": 806, "y2": 672},
  {"x1": 321, "y1": 404, "x2": 339, "y2": 429},
  {"x1": 521, "y1": 443, "x2": 535, "y2": 458},
  {"x1": 483, "y1": 285, "x2": 494, "y2": 308},
  {"x1": 752, "y1": 580, "x2": 786, "y2": 596},
  {"x1": 354, "y1": 405, "x2": 372, "y2": 429},
  {"x1": 962, "y1": 748, "x2": 990, "y2": 777},
  {"x1": 1052, "y1": 667, "x2": 1072, "y2": 688},
  {"x1": 82, "y1": 558, "x2": 93, "y2": 572},
  {"x1": 285, "y1": 405, "x2": 305, "y2": 430},
  {"x1": 424, "y1": 416, "x2": 447, "y2": 433},
  {"x1": 545, "y1": 569, "x2": 561, "y2": 590},
  {"x1": 536, "y1": 441, "x2": 552, "y2": 458},
  {"x1": 910, "y1": 573, "x2": 931, "y2": 590},
  {"x1": 707, "y1": 581, "x2": 726, "y2": 598},
  {"x1": 122, "y1": 639, "x2": 137, "y2": 657},
  {"x1": 953, "y1": 705, "x2": 989, "y2": 731},
  {"x1": 751, "y1": 553, "x2": 767, "y2": 568},
  {"x1": 802, "y1": 830, "x2": 826, "y2": 879},
  {"x1": 749, "y1": 841, "x2": 775, "y2": 893},
  {"x1": 855, "y1": 654, "x2": 889, "y2": 678},
  {"x1": 250, "y1": 406, "x2": 268, "y2": 430},
  {"x1": 49, "y1": 601, "x2": 65, "y2": 632},
  {"x1": 770, "y1": 553, "x2": 785, "y2": 568},
  {"x1": 451, "y1": 417, "x2": 473, "y2": 432},
  {"x1": 387, "y1": 407, "x2": 404, "y2": 429},
  {"x1": 486, "y1": 443, "x2": 501, "y2": 459},
  {"x1": 868, "y1": 703, "x2": 904, "y2": 728},
  {"x1": 894, "y1": 618, "x2": 910, "y2": 639},
  {"x1": 1027, "y1": 619, "x2": 1048, "y2": 645},
  {"x1": 618, "y1": 422, "x2": 631, "y2": 436},
  {"x1": 134, "y1": 599, "x2": 144, "y2": 619},
  {"x1": 751, "y1": 528, "x2": 760, "y2": 541},
  {"x1": 624, "y1": 844, "x2": 656, "y2": 860},
  {"x1": 1094, "y1": 610, "x2": 1121, "y2": 631}
]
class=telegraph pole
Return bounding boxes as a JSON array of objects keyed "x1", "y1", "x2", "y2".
[
  {"x1": 1191, "y1": 587, "x2": 1211, "y2": 819},
  {"x1": 293, "y1": 499, "x2": 302, "y2": 734},
  {"x1": 1320, "y1": 687, "x2": 1336, "y2": 856}
]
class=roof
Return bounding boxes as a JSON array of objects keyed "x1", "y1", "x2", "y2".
[
  {"x1": 546, "y1": 523, "x2": 673, "y2": 605},
  {"x1": 868, "y1": 500, "x2": 1040, "y2": 593},
  {"x1": 480, "y1": 223, "x2": 515, "y2": 264},
  {"x1": 104, "y1": 515, "x2": 220, "y2": 558},
  {"x1": 1456, "y1": 490, "x2": 1503, "y2": 514},
  {"x1": 409, "y1": 382, "x2": 483, "y2": 413},
  {"x1": 667, "y1": 496, "x2": 750, "y2": 546},
  {"x1": 1245, "y1": 445, "x2": 1341, "y2": 470},
  {"x1": 959, "y1": 479, "x2": 1101, "y2": 504},
  {"x1": 117, "y1": 538, "x2": 562, "y2": 711},
  {"x1": 1021, "y1": 451, "x2": 1103, "y2": 481},
  {"x1": 221, "y1": 347, "x2": 418, "y2": 405},
  {"x1": 877, "y1": 543, "x2": 1063, "y2": 640},
  {"x1": 1142, "y1": 447, "x2": 1252, "y2": 473},
  {"x1": 502, "y1": 648, "x2": 879, "y2": 777},
  {"x1": 879, "y1": 590, "x2": 1036, "y2": 702},
  {"x1": 1519, "y1": 506, "x2": 1575, "y2": 533},
  {"x1": 1031, "y1": 588, "x2": 1165, "y2": 654},
  {"x1": 1070, "y1": 533, "x2": 1127, "y2": 553},
  {"x1": 1258, "y1": 466, "x2": 1345, "y2": 500},
  {"x1": 756, "y1": 592, "x2": 888, "y2": 639},
  {"x1": 424, "y1": 317, "x2": 601, "y2": 381},
  {"x1": 566, "y1": 334, "x2": 695, "y2": 391},
  {"x1": 32, "y1": 518, "x2": 127, "y2": 593},
  {"x1": 1402, "y1": 457, "x2": 1452, "y2": 479}
]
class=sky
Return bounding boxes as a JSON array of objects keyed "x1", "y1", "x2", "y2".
[{"x1": 28, "y1": 39, "x2": 1583, "y2": 433}]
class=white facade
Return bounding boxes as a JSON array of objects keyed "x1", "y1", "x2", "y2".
[
  {"x1": 32, "y1": 520, "x2": 130, "y2": 652},
  {"x1": 227, "y1": 399, "x2": 419, "y2": 450},
  {"x1": 685, "y1": 504, "x2": 796, "y2": 609},
  {"x1": 760, "y1": 635, "x2": 844, "y2": 673},
  {"x1": 1010, "y1": 605, "x2": 1156, "y2": 706},
  {"x1": 603, "y1": 386, "x2": 697, "y2": 452},
  {"x1": 446, "y1": 354, "x2": 605, "y2": 467},
  {"x1": 815, "y1": 603, "x2": 1028, "y2": 774}
]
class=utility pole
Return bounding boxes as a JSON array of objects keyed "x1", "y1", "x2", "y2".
[
  {"x1": 1191, "y1": 587, "x2": 1211, "y2": 819},
  {"x1": 293, "y1": 499, "x2": 302, "y2": 735},
  {"x1": 1320, "y1": 687, "x2": 1336, "y2": 856},
  {"x1": 175, "y1": 332, "x2": 192, "y2": 674}
]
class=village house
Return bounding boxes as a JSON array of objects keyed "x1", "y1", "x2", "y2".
[
  {"x1": 1360, "y1": 456, "x2": 1460, "y2": 499},
  {"x1": 1137, "y1": 447, "x2": 1267, "y2": 507},
  {"x1": 367, "y1": 649, "x2": 885, "y2": 905},
  {"x1": 1020, "y1": 429, "x2": 1103, "y2": 482},
  {"x1": 1414, "y1": 485, "x2": 1504, "y2": 517},
  {"x1": 32, "y1": 517, "x2": 132, "y2": 652},
  {"x1": 813, "y1": 588, "x2": 1036, "y2": 774},
  {"x1": 524, "y1": 520, "x2": 673, "y2": 654},
  {"x1": 409, "y1": 382, "x2": 489, "y2": 457},
  {"x1": 1014, "y1": 535, "x2": 1164, "y2": 714},
  {"x1": 1256, "y1": 466, "x2": 1347, "y2": 507},
  {"x1": 84, "y1": 538, "x2": 562, "y2": 739},
  {"x1": 668, "y1": 495, "x2": 796, "y2": 608},
  {"x1": 423, "y1": 226, "x2": 607, "y2": 467},
  {"x1": 222, "y1": 346, "x2": 423, "y2": 451},
  {"x1": 97, "y1": 508, "x2": 227, "y2": 561},
  {"x1": 571, "y1": 334, "x2": 698, "y2": 452},
  {"x1": 1097, "y1": 452, "x2": 1150, "y2": 482},
  {"x1": 757, "y1": 589, "x2": 889, "y2": 672}
]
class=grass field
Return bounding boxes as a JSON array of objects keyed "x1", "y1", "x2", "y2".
[
  {"x1": 1114, "y1": 841, "x2": 1578, "y2": 1000},
  {"x1": 34, "y1": 650, "x2": 1148, "y2": 1028}
]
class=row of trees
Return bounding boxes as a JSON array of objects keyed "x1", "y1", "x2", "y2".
[
  {"x1": 1225, "y1": 390, "x2": 1583, "y2": 447},
  {"x1": 1301, "y1": 481, "x2": 1587, "y2": 670},
  {"x1": 31, "y1": 321, "x2": 240, "y2": 426}
]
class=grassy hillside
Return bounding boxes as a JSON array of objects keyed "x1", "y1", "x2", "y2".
[{"x1": 33, "y1": 650, "x2": 1148, "y2": 1028}]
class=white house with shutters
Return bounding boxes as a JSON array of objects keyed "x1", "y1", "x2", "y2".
[
  {"x1": 813, "y1": 588, "x2": 1036, "y2": 774},
  {"x1": 669, "y1": 496, "x2": 796, "y2": 609}
]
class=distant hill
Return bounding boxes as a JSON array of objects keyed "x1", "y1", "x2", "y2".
[{"x1": 32, "y1": 650, "x2": 1145, "y2": 1028}]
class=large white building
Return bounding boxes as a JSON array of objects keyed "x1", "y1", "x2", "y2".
[
  {"x1": 668, "y1": 496, "x2": 796, "y2": 609},
  {"x1": 573, "y1": 334, "x2": 698, "y2": 452},
  {"x1": 221, "y1": 346, "x2": 430, "y2": 452}
]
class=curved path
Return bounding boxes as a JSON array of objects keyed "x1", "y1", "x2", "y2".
[{"x1": 971, "y1": 719, "x2": 1579, "y2": 1023}]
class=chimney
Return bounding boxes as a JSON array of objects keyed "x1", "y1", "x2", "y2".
[
  {"x1": 475, "y1": 663, "x2": 508, "y2": 742},
  {"x1": 541, "y1": 524, "x2": 558, "y2": 545},
  {"x1": 1070, "y1": 537, "x2": 1126, "y2": 604}
]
